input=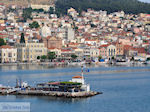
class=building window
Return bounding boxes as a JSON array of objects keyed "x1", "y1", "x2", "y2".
[
  {"x1": 111, "y1": 49, "x2": 113, "y2": 56},
  {"x1": 8, "y1": 53, "x2": 12, "y2": 57}
]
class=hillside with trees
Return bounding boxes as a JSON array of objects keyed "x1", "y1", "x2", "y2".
[
  {"x1": 0, "y1": 0, "x2": 55, "y2": 6},
  {"x1": 55, "y1": 0, "x2": 150, "y2": 15}
]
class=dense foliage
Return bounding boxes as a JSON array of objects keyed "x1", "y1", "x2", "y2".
[
  {"x1": 71, "y1": 54, "x2": 78, "y2": 60},
  {"x1": 55, "y1": 0, "x2": 150, "y2": 15},
  {"x1": 22, "y1": 8, "x2": 32, "y2": 21},
  {"x1": 0, "y1": 38, "x2": 6, "y2": 46},
  {"x1": 48, "y1": 52, "x2": 56, "y2": 61},
  {"x1": 29, "y1": 21, "x2": 40, "y2": 29},
  {"x1": 20, "y1": 33, "x2": 25, "y2": 43}
]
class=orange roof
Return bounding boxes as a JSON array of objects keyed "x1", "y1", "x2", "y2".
[
  {"x1": 0, "y1": 45, "x2": 12, "y2": 49},
  {"x1": 72, "y1": 76, "x2": 83, "y2": 79},
  {"x1": 99, "y1": 44, "x2": 109, "y2": 48}
]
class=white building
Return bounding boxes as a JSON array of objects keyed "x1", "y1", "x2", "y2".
[
  {"x1": 69, "y1": 75, "x2": 90, "y2": 92},
  {"x1": 40, "y1": 24, "x2": 51, "y2": 38},
  {"x1": 0, "y1": 45, "x2": 17, "y2": 63},
  {"x1": 67, "y1": 27, "x2": 75, "y2": 41}
]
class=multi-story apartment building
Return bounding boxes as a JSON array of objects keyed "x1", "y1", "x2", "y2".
[{"x1": 0, "y1": 45, "x2": 17, "y2": 63}]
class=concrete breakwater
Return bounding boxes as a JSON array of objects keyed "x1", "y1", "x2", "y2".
[{"x1": 0, "y1": 90, "x2": 102, "y2": 98}]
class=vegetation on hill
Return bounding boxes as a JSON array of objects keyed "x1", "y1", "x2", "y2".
[
  {"x1": 55, "y1": 0, "x2": 150, "y2": 15},
  {"x1": 0, "y1": 38, "x2": 6, "y2": 46},
  {"x1": 29, "y1": 21, "x2": 40, "y2": 29}
]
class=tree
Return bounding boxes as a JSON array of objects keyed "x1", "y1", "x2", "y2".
[
  {"x1": 29, "y1": 21, "x2": 40, "y2": 29},
  {"x1": 20, "y1": 33, "x2": 25, "y2": 43},
  {"x1": 146, "y1": 57, "x2": 150, "y2": 61},
  {"x1": 49, "y1": 7, "x2": 54, "y2": 14},
  {"x1": 111, "y1": 56, "x2": 115, "y2": 60},
  {"x1": 0, "y1": 38, "x2": 6, "y2": 46},
  {"x1": 33, "y1": 8, "x2": 44, "y2": 13},
  {"x1": 71, "y1": 54, "x2": 77, "y2": 60},
  {"x1": 41, "y1": 55, "x2": 47, "y2": 61},
  {"x1": 22, "y1": 7, "x2": 32, "y2": 21},
  {"x1": 98, "y1": 56, "x2": 102, "y2": 61},
  {"x1": 48, "y1": 52, "x2": 56, "y2": 62},
  {"x1": 37, "y1": 56, "x2": 41, "y2": 60},
  {"x1": 131, "y1": 57, "x2": 134, "y2": 61}
]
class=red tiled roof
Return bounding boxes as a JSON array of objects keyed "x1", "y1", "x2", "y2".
[
  {"x1": 0, "y1": 26, "x2": 5, "y2": 31},
  {"x1": 124, "y1": 45, "x2": 133, "y2": 50},
  {"x1": 0, "y1": 45, "x2": 12, "y2": 49},
  {"x1": 99, "y1": 44, "x2": 109, "y2": 48},
  {"x1": 72, "y1": 76, "x2": 83, "y2": 79}
]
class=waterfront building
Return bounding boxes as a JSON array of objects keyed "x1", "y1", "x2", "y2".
[
  {"x1": 48, "y1": 48, "x2": 61, "y2": 57},
  {"x1": 107, "y1": 45, "x2": 117, "y2": 59},
  {"x1": 74, "y1": 48, "x2": 84, "y2": 59},
  {"x1": 15, "y1": 41, "x2": 47, "y2": 62},
  {"x1": 0, "y1": 45, "x2": 17, "y2": 63},
  {"x1": 61, "y1": 48, "x2": 75, "y2": 60},
  {"x1": 99, "y1": 44, "x2": 109, "y2": 58},
  {"x1": 37, "y1": 75, "x2": 90, "y2": 92},
  {"x1": 116, "y1": 42, "x2": 124, "y2": 56},
  {"x1": 83, "y1": 47, "x2": 91, "y2": 59},
  {"x1": 90, "y1": 47, "x2": 100, "y2": 58}
]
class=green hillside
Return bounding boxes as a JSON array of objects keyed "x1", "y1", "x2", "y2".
[{"x1": 55, "y1": 0, "x2": 150, "y2": 15}]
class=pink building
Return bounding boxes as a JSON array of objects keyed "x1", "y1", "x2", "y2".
[{"x1": 99, "y1": 44, "x2": 109, "y2": 58}]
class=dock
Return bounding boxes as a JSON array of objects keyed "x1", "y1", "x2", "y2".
[{"x1": 0, "y1": 89, "x2": 102, "y2": 98}]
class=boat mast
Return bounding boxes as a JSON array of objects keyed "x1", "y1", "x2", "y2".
[
  {"x1": 81, "y1": 65, "x2": 84, "y2": 78},
  {"x1": 81, "y1": 65, "x2": 85, "y2": 84}
]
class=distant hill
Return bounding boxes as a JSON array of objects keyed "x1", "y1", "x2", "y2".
[
  {"x1": 55, "y1": 0, "x2": 150, "y2": 15},
  {"x1": 0, "y1": 0, "x2": 55, "y2": 6}
]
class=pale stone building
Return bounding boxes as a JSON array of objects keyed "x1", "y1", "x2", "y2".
[
  {"x1": 15, "y1": 42, "x2": 47, "y2": 62},
  {"x1": 0, "y1": 45, "x2": 17, "y2": 63},
  {"x1": 107, "y1": 45, "x2": 117, "y2": 59}
]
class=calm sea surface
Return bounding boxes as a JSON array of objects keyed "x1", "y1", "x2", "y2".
[{"x1": 0, "y1": 64, "x2": 150, "y2": 112}]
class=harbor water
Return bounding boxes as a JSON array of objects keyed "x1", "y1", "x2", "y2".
[{"x1": 0, "y1": 64, "x2": 150, "y2": 112}]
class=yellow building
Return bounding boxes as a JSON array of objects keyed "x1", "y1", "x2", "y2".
[
  {"x1": 15, "y1": 42, "x2": 47, "y2": 62},
  {"x1": 0, "y1": 45, "x2": 17, "y2": 63},
  {"x1": 0, "y1": 19, "x2": 5, "y2": 24},
  {"x1": 90, "y1": 48, "x2": 100, "y2": 58}
]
